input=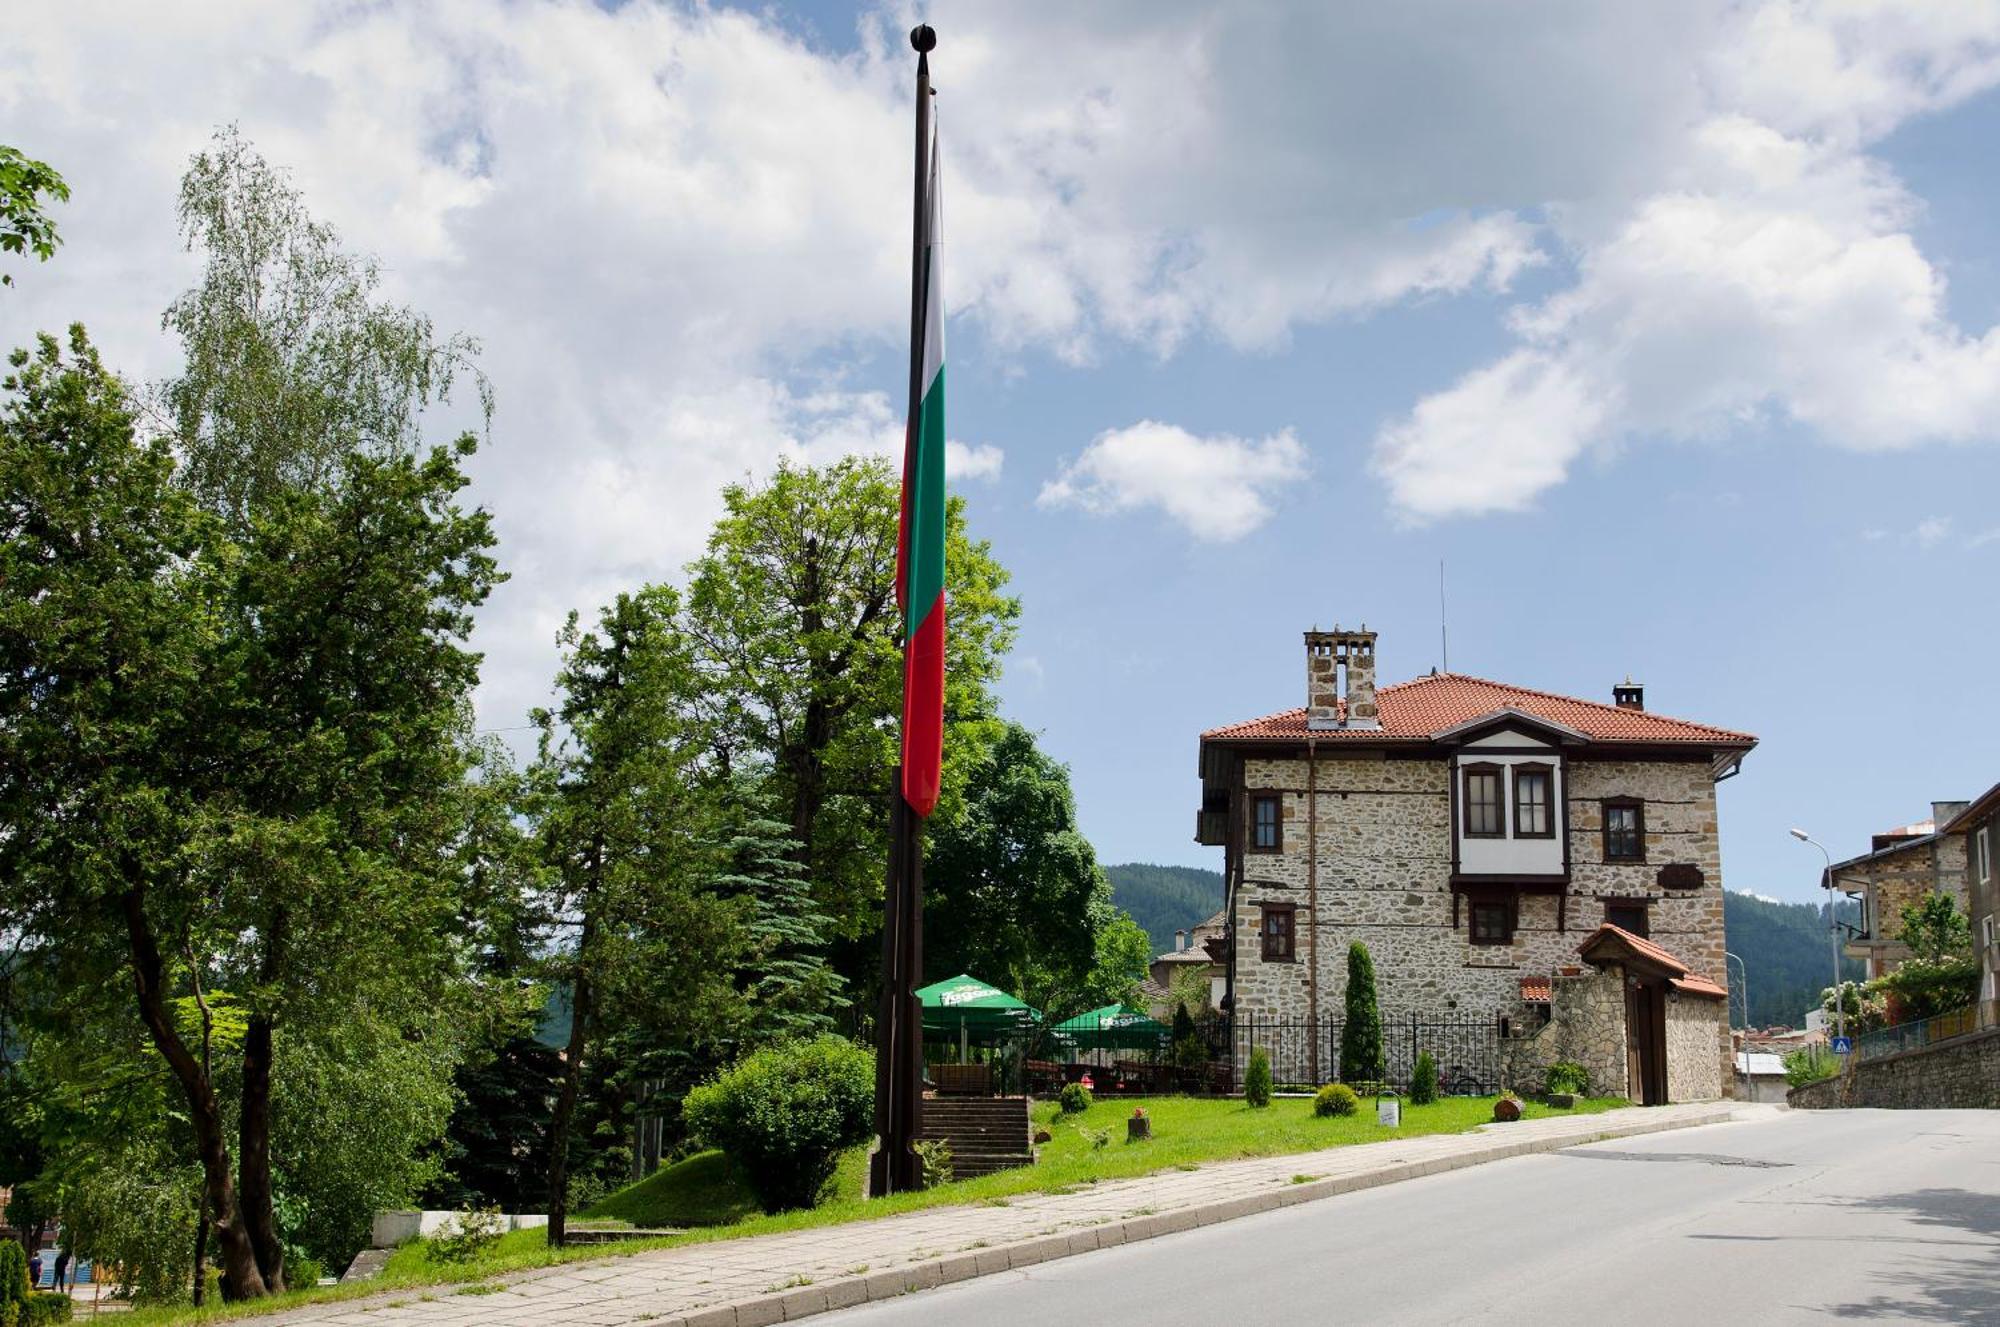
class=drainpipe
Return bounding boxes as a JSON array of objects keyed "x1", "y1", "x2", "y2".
[{"x1": 1307, "y1": 737, "x2": 1320, "y2": 1084}]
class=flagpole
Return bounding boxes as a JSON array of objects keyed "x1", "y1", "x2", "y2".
[{"x1": 871, "y1": 21, "x2": 936, "y2": 1201}]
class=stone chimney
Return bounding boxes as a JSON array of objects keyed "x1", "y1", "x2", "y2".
[
  {"x1": 1613, "y1": 678, "x2": 1644, "y2": 710},
  {"x1": 1932, "y1": 800, "x2": 1970, "y2": 830},
  {"x1": 1305, "y1": 625, "x2": 1379, "y2": 731}
]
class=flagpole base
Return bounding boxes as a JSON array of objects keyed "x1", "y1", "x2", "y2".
[{"x1": 870, "y1": 774, "x2": 925, "y2": 1197}]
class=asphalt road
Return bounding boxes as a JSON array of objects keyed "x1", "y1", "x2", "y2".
[{"x1": 820, "y1": 1108, "x2": 2000, "y2": 1326}]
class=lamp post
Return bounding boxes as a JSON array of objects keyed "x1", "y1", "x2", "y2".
[
  {"x1": 1789, "y1": 829, "x2": 1843, "y2": 1043},
  {"x1": 1725, "y1": 950, "x2": 1748, "y2": 1031}
]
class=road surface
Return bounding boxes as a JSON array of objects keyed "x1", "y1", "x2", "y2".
[{"x1": 821, "y1": 1108, "x2": 1999, "y2": 1326}]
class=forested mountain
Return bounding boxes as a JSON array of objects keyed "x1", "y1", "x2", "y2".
[
  {"x1": 1106, "y1": 863, "x2": 1224, "y2": 953},
  {"x1": 1724, "y1": 890, "x2": 1864, "y2": 1028}
]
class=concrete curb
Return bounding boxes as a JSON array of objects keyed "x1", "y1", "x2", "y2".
[{"x1": 647, "y1": 1105, "x2": 1738, "y2": 1327}]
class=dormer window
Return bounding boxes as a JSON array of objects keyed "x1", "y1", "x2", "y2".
[
  {"x1": 1514, "y1": 764, "x2": 1554, "y2": 839},
  {"x1": 1463, "y1": 764, "x2": 1504, "y2": 838},
  {"x1": 1604, "y1": 798, "x2": 1645, "y2": 861}
]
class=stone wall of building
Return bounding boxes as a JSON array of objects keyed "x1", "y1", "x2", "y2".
[
  {"x1": 1500, "y1": 964, "x2": 1629, "y2": 1099},
  {"x1": 1788, "y1": 1026, "x2": 2000, "y2": 1110},
  {"x1": 1229, "y1": 752, "x2": 1729, "y2": 1033},
  {"x1": 1665, "y1": 994, "x2": 1726, "y2": 1102},
  {"x1": 1852, "y1": 836, "x2": 1971, "y2": 976}
]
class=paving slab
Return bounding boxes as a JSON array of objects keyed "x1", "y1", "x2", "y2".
[{"x1": 262, "y1": 1102, "x2": 1749, "y2": 1327}]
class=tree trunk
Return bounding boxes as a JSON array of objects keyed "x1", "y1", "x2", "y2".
[
  {"x1": 120, "y1": 883, "x2": 269, "y2": 1300},
  {"x1": 238, "y1": 910, "x2": 288, "y2": 1293},
  {"x1": 192, "y1": 1193, "x2": 210, "y2": 1307},
  {"x1": 545, "y1": 912, "x2": 596, "y2": 1248}
]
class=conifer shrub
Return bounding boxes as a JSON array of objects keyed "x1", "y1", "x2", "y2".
[
  {"x1": 1244, "y1": 1047, "x2": 1273, "y2": 1108},
  {"x1": 683, "y1": 1035, "x2": 874, "y2": 1213},
  {"x1": 0, "y1": 1243, "x2": 26, "y2": 1324},
  {"x1": 1339, "y1": 942, "x2": 1384, "y2": 1083},
  {"x1": 1057, "y1": 1082, "x2": 1092, "y2": 1114},
  {"x1": 1409, "y1": 1050, "x2": 1439, "y2": 1106},
  {"x1": 1313, "y1": 1083, "x2": 1360, "y2": 1117}
]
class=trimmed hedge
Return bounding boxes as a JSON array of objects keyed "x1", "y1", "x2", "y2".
[
  {"x1": 1410, "y1": 1051, "x2": 1439, "y2": 1106},
  {"x1": 1313, "y1": 1083, "x2": 1360, "y2": 1118},
  {"x1": 683, "y1": 1035, "x2": 874, "y2": 1214},
  {"x1": 1057, "y1": 1082, "x2": 1092, "y2": 1114},
  {"x1": 1244, "y1": 1047, "x2": 1272, "y2": 1108}
]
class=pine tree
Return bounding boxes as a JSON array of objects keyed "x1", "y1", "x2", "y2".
[
  {"x1": 709, "y1": 811, "x2": 842, "y2": 1045},
  {"x1": 1339, "y1": 942, "x2": 1384, "y2": 1084}
]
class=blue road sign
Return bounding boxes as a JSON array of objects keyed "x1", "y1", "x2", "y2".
[{"x1": 1830, "y1": 1035, "x2": 1853, "y2": 1055}]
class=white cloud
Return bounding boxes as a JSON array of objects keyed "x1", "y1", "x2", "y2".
[
  {"x1": 1373, "y1": 3, "x2": 2000, "y2": 519},
  {"x1": 1038, "y1": 421, "x2": 1305, "y2": 541},
  {"x1": 1968, "y1": 527, "x2": 2000, "y2": 549},
  {"x1": 1912, "y1": 515, "x2": 1955, "y2": 548},
  {"x1": 946, "y1": 440, "x2": 1005, "y2": 482}
]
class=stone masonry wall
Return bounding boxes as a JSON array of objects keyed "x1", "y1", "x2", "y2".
[
  {"x1": 1230, "y1": 750, "x2": 1732, "y2": 1098},
  {"x1": 1855, "y1": 836, "x2": 1971, "y2": 976},
  {"x1": 1665, "y1": 993, "x2": 1726, "y2": 1102},
  {"x1": 1789, "y1": 1027, "x2": 2000, "y2": 1110},
  {"x1": 1501, "y1": 964, "x2": 1629, "y2": 1099}
]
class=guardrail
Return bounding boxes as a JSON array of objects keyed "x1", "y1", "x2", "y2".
[{"x1": 1851, "y1": 1000, "x2": 1997, "y2": 1062}]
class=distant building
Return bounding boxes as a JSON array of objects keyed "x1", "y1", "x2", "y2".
[
  {"x1": 1938, "y1": 786, "x2": 2000, "y2": 1008},
  {"x1": 1149, "y1": 909, "x2": 1227, "y2": 1012},
  {"x1": 1825, "y1": 805, "x2": 1972, "y2": 979},
  {"x1": 1194, "y1": 625, "x2": 1755, "y2": 1103}
]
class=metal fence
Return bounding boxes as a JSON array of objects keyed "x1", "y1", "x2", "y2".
[
  {"x1": 1205, "y1": 1013, "x2": 1501, "y2": 1095},
  {"x1": 1851, "y1": 1001, "x2": 1996, "y2": 1063}
]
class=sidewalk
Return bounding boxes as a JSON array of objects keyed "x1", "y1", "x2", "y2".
[{"x1": 273, "y1": 1102, "x2": 1751, "y2": 1327}]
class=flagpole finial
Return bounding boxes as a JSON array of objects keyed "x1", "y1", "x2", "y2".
[{"x1": 910, "y1": 24, "x2": 937, "y2": 54}]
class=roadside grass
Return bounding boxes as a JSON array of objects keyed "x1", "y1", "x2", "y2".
[{"x1": 115, "y1": 1093, "x2": 1622, "y2": 1325}]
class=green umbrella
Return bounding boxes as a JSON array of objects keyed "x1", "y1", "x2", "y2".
[
  {"x1": 1052, "y1": 1004, "x2": 1171, "y2": 1053},
  {"x1": 916, "y1": 974, "x2": 1041, "y2": 1044}
]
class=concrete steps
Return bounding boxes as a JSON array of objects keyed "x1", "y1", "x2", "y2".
[{"x1": 917, "y1": 1096, "x2": 1034, "y2": 1179}]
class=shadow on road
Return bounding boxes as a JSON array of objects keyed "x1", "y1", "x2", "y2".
[{"x1": 1816, "y1": 1189, "x2": 1995, "y2": 1324}]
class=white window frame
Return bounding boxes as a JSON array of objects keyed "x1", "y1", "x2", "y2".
[{"x1": 1975, "y1": 825, "x2": 1992, "y2": 886}]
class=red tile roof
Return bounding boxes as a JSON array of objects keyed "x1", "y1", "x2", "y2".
[
  {"x1": 1519, "y1": 975, "x2": 1552, "y2": 1004},
  {"x1": 1201, "y1": 672, "x2": 1755, "y2": 748},
  {"x1": 1576, "y1": 924, "x2": 1728, "y2": 1000}
]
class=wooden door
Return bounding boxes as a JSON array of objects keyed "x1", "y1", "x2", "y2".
[{"x1": 1625, "y1": 979, "x2": 1666, "y2": 1105}]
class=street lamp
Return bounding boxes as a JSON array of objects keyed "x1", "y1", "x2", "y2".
[
  {"x1": 1789, "y1": 828, "x2": 1844, "y2": 1042},
  {"x1": 1725, "y1": 950, "x2": 1748, "y2": 1032}
]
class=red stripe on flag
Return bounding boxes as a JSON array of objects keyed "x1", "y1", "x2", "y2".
[{"x1": 900, "y1": 591, "x2": 946, "y2": 817}]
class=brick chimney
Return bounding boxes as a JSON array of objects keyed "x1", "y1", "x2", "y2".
[
  {"x1": 1306, "y1": 625, "x2": 1379, "y2": 731},
  {"x1": 1613, "y1": 678, "x2": 1644, "y2": 710}
]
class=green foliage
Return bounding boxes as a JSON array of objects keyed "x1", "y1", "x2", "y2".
[
  {"x1": 683, "y1": 456, "x2": 1019, "y2": 957},
  {"x1": 0, "y1": 1244, "x2": 23, "y2": 1317},
  {"x1": 1313, "y1": 1084, "x2": 1360, "y2": 1118},
  {"x1": 1169, "y1": 1002, "x2": 1208, "y2": 1072},
  {"x1": 1102, "y1": 864, "x2": 1223, "y2": 953},
  {"x1": 1057, "y1": 1083, "x2": 1092, "y2": 1115},
  {"x1": 928, "y1": 722, "x2": 1115, "y2": 1005},
  {"x1": 1339, "y1": 943, "x2": 1384, "y2": 1083},
  {"x1": 585, "y1": 1151, "x2": 762, "y2": 1229},
  {"x1": 1544, "y1": 1061, "x2": 1590, "y2": 1096},
  {"x1": 707, "y1": 803, "x2": 841, "y2": 1044},
  {"x1": 425, "y1": 1208, "x2": 506, "y2": 1264},
  {"x1": 286, "y1": 1256, "x2": 324, "y2": 1289},
  {"x1": 0, "y1": 145, "x2": 69, "y2": 286},
  {"x1": 1410, "y1": 1051, "x2": 1439, "y2": 1106},
  {"x1": 1821, "y1": 980, "x2": 1889, "y2": 1033},
  {"x1": 23, "y1": 1293, "x2": 71, "y2": 1326},
  {"x1": 682, "y1": 1037, "x2": 875, "y2": 1214},
  {"x1": 1244, "y1": 1048, "x2": 1273, "y2": 1108},
  {"x1": 1897, "y1": 892, "x2": 1974, "y2": 966},
  {"x1": 1878, "y1": 959, "x2": 1980, "y2": 1024},
  {"x1": 913, "y1": 1139, "x2": 955, "y2": 1188},
  {"x1": 1724, "y1": 891, "x2": 1864, "y2": 1027},
  {"x1": 1783, "y1": 1045, "x2": 1840, "y2": 1088},
  {"x1": 162, "y1": 128, "x2": 489, "y2": 523}
]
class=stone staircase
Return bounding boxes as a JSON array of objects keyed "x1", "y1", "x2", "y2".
[{"x1": 917, "y1": 1096, "x2": 1034, "y2": 1180}]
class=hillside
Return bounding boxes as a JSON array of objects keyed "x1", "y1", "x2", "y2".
[
  {"x1": 1724, "y1": 890, "x2": 1864, "y2": 1028},
  {"x1": 1106, "y1": 863, "x2": 1224, "y2": 953}
]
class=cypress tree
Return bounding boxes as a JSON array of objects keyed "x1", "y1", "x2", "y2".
[{"x1": 1339, "y1": 942, "x2": 1384, "y2": 1084}]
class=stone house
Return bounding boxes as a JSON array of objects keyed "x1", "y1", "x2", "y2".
[
  {"x1": 1825, "y1": 807, "x2": 1972, "y2": 979},
  {"x1": 1149, "y1": 909, "x2": 1227, "y2": 1013},
  {"x1": 1938, "y1": 785, "x2": 2000, "y2": 1009},
  {"x1": 1194, "y1": 627, "x2": 1755, "y2": 1104}
]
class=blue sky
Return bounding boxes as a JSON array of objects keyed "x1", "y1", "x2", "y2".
[{"x1": 7, "y1": 2, "x2": 2000, "y2": 904}]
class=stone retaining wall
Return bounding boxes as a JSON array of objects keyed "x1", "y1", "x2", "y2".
[{"x1": 1788, "y1": 1027, "x2": 2000, "y2": 1109}]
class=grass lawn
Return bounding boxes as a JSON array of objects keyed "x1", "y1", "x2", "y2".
[{"x1": 116, "y1": 1093, "x2": 1624, "y2": 1325}]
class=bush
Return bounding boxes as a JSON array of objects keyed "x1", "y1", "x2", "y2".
[
  {"x1": 425, "y1": 1206, "x2": 505, "y2": 1264},
  {"x1": 1339, "y1": 943, "x2": 1384, "y2": 1083},
  {"x1": 1544, "y1": 1061, "x2": 1590, "y2": 1097},
  {"x1": 1313, "y1": 1083, "x2": 1360, "y2": 1118},
  {"x1": 1057, "y1": 1082, "x2": 1092, "y2": 1114},
  {"x1": 0, "y1": 1244, "x2": 25, "y2": 1320},
  {"x1": 1409, "y1": 1051, "x2": 1439, "y2": 1106},
  {"x1": 24, "y1": 1293, "x2": 71, "y2": 1326},
  {"x1": 1783, "y1": 1045, "x2": 1840, "y2": 1088},
  {"x1": 683, "y1": 1035, "x2": 875, "y2": 1214},
  {"x1": 287, "y1": 1254, "x2": 325, "y2": 1288},
  {"x1": 913, "y1": 1139, "x2": 954, "y2": 1188},
  {"x1": 1244, "y1": 1047, "x2": 1272, "y2": 1108}
]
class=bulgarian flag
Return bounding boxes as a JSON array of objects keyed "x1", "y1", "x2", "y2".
[{"x1": 898, "y1": 115, "x2": 946, "y2": 819}]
